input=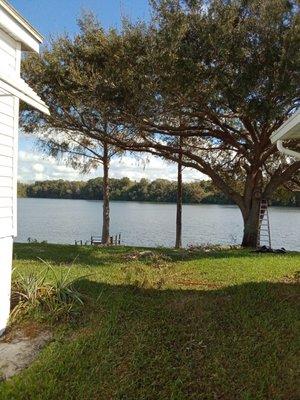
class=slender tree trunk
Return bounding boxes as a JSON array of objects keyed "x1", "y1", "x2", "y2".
[
  {"x1": 175, "y1": 137, "x2": 183, "y2": 249},
  {"x1": 102, "y1": 142, "x2": 110, "y2": 245}
]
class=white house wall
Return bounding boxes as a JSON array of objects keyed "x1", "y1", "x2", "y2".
[
  {"x1": 0, "y1": 27, "x2": 20, "y2": 335},
  {"x1": 0, "y1": 88, "x2": 17, "y2": 238},
  {"x1": 0, "y1": 29, "x2": 20, "y2": 239},
  {"x1": 0, "y1": 236, "x2": 13, "y2": 335},
  {"x1": 0, "y1": 29, "x2": 18, "y2": 76},
  {"x1": 0, "y1": 1, "x2": 47, "y2": 336}
]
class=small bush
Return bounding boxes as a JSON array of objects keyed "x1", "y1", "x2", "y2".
[
  {"x1": 11, "y1": 260, "x2": 85, "y2": 323},
  {"x1": 123, "y1": 263, "x2": 169, "y2": 290}
]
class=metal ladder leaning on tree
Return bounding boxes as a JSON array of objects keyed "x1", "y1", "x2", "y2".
[{"x1": 257, "y1": 199, "x2": 272, "y2": 249}]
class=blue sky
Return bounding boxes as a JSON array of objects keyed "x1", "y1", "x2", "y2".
[
  {"x1": 13, "y1": 0, "x2": 204, "y2": 183},
  {"x1": 10, "y1": 0, "x2": 151, "y2": 37}
]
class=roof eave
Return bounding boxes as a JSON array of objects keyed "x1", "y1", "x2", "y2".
[
  {"x1": 0, "y1": 0, "x2": 43, "y2": 52},
  {"x1": 271, "y1": 109, "x2": 300, "y2": 143},
  {"x1": 0, "y1": 0, "x2": 43, "y2": 42}
]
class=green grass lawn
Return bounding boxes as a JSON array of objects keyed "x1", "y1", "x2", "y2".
[{"x1": 1, "y1": 243, "x2": 299, "y2": 400}]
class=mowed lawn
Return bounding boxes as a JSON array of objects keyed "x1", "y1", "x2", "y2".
[{"x1": 1, "y1": 243, "x2": 299, "y2": 400}]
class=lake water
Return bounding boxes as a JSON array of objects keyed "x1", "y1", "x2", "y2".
[{"x1": 17, "y1": 198, "x2": 300, "y2": 251}]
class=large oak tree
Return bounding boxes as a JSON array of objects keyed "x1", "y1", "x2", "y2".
[{"x1": 101, "y1": 0, "x2": 300, "y2": 247}]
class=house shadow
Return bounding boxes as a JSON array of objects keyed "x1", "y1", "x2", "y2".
[{"x1": 3, "y1": 276, "x2": 298, "y2": 399}]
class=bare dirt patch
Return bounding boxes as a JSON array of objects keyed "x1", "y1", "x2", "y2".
[{"x1": 0, "y1": 325, "x2": 52, "y2": 380}]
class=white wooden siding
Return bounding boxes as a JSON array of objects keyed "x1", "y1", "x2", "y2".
[
  {"x1": 12, "y1": 95, "x2": 19, "y2": 237},
  {"x1": 0, "y1": 27, "x2": 20, "y2": 239},
  {"x1": 0, "y1": 30, "x2": 17, "y2": 76},
  {"x1": 0, "y1": 134, "x2": 14, "y2": 147},
  {"x1": 0, "y1": 236, "x2": 13, "y2": 335},
  {"x1": 0, "y1": 97, "x2": 14, "y2": 115},
  {"x1": 0, "y1": 87, "x2": 18, "y2": 239},
  {"x1": 0, "y1": 144, "x2": 13, "y2": 158}
]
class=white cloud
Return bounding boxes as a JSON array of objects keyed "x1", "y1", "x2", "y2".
[
  {"x1": 34, "y1": 173, "x2": 46, "y2": 181},
  {"x1": 18, "y1": 132, "x2": 208, "y2": 183},
  {"x1": 19, "y1": 150, "x2": 41, "y2": 162},
  {"x1": 32, "y1": 163, "x2": 45, "y2": 173},
  {"x1": 18, "y1": 149, "x2": 207, "y2": 183},
  {"x1": 54, "y1": 165, "x2": 75, "y2": 172}
]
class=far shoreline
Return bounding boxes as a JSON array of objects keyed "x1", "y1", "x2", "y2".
[{"x1": 17, "y1": 197, "x2": 300, "y2": 209}]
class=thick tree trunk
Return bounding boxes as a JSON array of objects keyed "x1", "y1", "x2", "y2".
[
  {"x1": 175, "y1": 138, "x2": 183, "y2": 249},
  {"x1": 241, "y1": 197, "x2": 261, "y2": 248},
  {"x1": 102, "y1": 142, "x2": 110, "y2": 245},
  {"x1": 239, "y1": 168, "x2": 264, "y2": 248},
  {"x1": 296, "y1": 192, "x2": 300, "y2": 207}
]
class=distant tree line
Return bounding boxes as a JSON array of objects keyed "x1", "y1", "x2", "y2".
[{"x1": 18, "y1": 178, "x2": 299, "y2": 207}]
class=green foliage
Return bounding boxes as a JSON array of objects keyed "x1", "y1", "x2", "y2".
[
  {"x1": 17, "y1": 176, "x2": 232, "y2": 203},
  {"x1": 17, "y1": 177, "x2": 298, "y2": 206},
  {"x1": 10, "y1": 260, "x2": 85, "y2": 323},
  {"x1": 20, "y1": 14, "x2": 125, "y2": 172},
  {"x1": 17, "y1": 183, "x2": 28, "y2": 198}
]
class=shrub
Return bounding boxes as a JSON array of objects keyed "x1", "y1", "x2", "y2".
[{"x1": 11, "y1": 260, "x2": 85, "y2": 323}]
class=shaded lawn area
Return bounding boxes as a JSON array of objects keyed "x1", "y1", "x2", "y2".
[{"x1": 1, "y1": 243, "x2": 299, "y2": 400}]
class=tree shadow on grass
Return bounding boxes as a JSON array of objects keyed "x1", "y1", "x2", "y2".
[
  {"x1": 13, "y1": 242, "x2": 300, "y2": 268},
  {"x1": 2, "y1": 278, "x2": 299, "y2": 400},
  {"x1": 13, "y1": 243, "x2": 139, "y2": 267}
]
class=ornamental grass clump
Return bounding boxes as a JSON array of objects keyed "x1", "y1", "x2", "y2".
[{"x1": 11, "y1": 259, "x2": 85, "y2": 323}]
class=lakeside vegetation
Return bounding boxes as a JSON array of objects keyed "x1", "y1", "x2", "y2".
[
  {"x1": 18, "y1": 178, "x2": 299, "y2": 206},
  {"x1": 1, "y1": 243, "x2": 299, "y2": 399}
]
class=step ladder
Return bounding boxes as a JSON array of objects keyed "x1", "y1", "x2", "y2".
[{"x1": 257, "y1": 199, "x2": 272, "y2": 249}]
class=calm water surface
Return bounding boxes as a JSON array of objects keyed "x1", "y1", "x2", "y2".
[{"x1": 17, "y1": 198, "x2": 300, "y2": 251}]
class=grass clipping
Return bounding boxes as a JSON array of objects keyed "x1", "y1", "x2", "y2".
[{"x1": 11, "y1": 258, "x2": 85, "y2": 324}]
